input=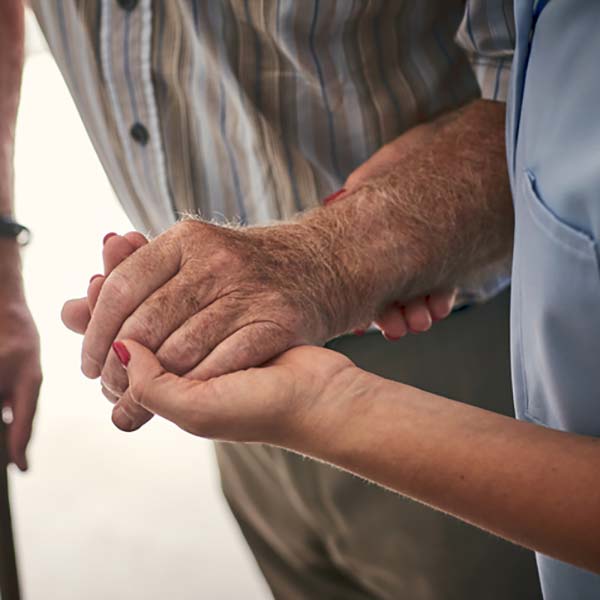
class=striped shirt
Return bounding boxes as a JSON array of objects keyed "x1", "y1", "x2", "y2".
[{"x1": 30, "y1": 0, "x2": 515, "y2": 299}]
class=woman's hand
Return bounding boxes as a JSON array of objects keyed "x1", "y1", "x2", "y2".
[{"x1": 113, "y1": 340, "x2": 358, "y2": 445}]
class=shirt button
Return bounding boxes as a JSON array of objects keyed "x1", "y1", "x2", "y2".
[
  {"x1": 117, "y1": 0, "x2": 138, "y2": 11},
  {"x1": 130, "y1": 122, "x2": 149, "y2": 146}
]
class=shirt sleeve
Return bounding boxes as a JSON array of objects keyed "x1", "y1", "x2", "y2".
[{"x1": 455, "y1": 0, "x2": 516, "y2": 102}]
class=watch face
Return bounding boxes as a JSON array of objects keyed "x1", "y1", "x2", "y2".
[
  {"x1": 15, "y1": 227, "x2": 31, "y2": 246},
  {"x1": 0, "y1": 218, "x2": 31, "y2": 246}
]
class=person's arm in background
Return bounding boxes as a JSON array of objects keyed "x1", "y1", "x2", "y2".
[{"x1": 0, "y1": 0, "x2": 42, "y2": 471}]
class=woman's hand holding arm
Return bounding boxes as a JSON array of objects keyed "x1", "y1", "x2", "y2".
[{"x1": 118, "y1": 340, "x2": 600, "y2": 576}]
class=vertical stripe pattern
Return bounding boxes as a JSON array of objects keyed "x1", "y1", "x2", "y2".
[{"x1": 30, "y1": 0, "x2": 514, "y2": 241}]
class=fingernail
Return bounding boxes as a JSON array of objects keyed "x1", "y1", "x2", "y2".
[
  {"x1": 103, "y1": 232, "x2": 117, "y2": 245},
  {"x1": 89, "y1": 274, "x2": 103, "y2": 284},
  {"x1": 323, "y1": 188, "x2": 347, "y2": 206},
  {"x1": 407, "y1": 327, "x2": 428, "y2": 335},
  {"x1": 384, "y1": 333, "x2": 405, "y2": 342},
  {"x1": 113, "y1": 406, "x2": 134, "y2": 431},
  {"x1": 112, "y1": 341, "x2": 130, "y2": 367}
]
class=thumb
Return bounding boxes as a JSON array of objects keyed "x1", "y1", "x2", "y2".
[
  {"x1": 112, "y1": 341, "x2": 203, "y2": 432},
  {"x1": 61, "y1": 298, "x2": 91, "y2": 334}
]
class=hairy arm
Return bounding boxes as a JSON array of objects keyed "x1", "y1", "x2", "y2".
[
  {"x1": 284, "y1": 99, "x2": 513, "y2": 335},
  {"x1": 77, "y1": 99, "x2": 513, "y2": 432}
]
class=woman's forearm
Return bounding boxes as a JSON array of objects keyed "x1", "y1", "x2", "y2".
[{"x1": 289, "y1": 368, "x2": 600, "y2": 574}]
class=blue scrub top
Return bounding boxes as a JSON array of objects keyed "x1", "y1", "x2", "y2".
[{"x1": 509, "y1": 1, "x2": 600, "y2": 598}]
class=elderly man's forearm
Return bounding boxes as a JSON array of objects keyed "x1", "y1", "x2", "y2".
[{"x1": 297, "y1": 100, "x2": 513, "y2": 331}]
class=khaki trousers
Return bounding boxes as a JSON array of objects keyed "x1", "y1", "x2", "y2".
[{"x1": 216, "y1": 290, "x2": 541, "y2": 599}]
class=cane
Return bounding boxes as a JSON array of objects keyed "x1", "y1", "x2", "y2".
[{"x1": 0, "y1": 418, "x2": 21, "y2": 600}]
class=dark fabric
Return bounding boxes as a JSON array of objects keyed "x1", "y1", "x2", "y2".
[{"x1": 216, "y1": 289, "x2": 541, "y2": 600}]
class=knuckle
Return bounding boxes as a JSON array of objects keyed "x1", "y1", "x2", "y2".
[
  {"x1": 129, "y1": 379, "x2": 147, "y2": 406},
  {"x1": 122, "y1": 395, "x2": 145, "y2": 417},
  {"x1": 130, "y1": 371, "x2": 166, "y2": 409},
  {"x1": 125, "y1": 307, "x2": 161, "y2": 348},
  {"x1": 173, "y1": 219, "x2": 202, "y2": 240},
  {"x1": 158, "y1": 338, "x2": 195, "y2": 375}
]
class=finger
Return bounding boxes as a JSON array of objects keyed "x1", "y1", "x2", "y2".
[
  {"x1": 427, "y1": 289, "x2": 458, "y2": 322},
  {"x1": 93, "y1": 233, "x2": 147, "y2": 312},
  {"x1": 61, "y1": 273, "x2": 108, "y2": 335},
  {"x1": 7, "y1": 371, "x2": 42, "y2": 471},
  {"x1": 61, "y1": 297, "x2": 92, "y2": 334},
  {"x1": 101, "y1": 384, "x2": 119, "y2": 405},
  {"x1": 115, "y1": 340, "x2": 202, "y2": 433},
  {"x1": 373, "y1": 304, "x2": 408, "y2": 341},
  {"x1": 82, "y1": 236, "x2": 182, "y2": 378},
  {"x1": 123, "y1": 231, "x2": 149, "y2": 250},
  {"x1": 111, "y1": 387, "x2": 154, "y2": 432},
  {"x1": 103, "y1": 234, "x2": 140, "y2": 276},
  {"x1": 403, "y1": 298, "x2": 433, "y2": 333},
  {"x1": 87, "y1": 274, "x2": 105, "y2": 313},
  {"x1": 156, "y1": 294, "x2": 250, "y2": 375},
  {"x1": 185, "y1": 321, "x2": 291, "y2": 381},
  {"x1": 98, "y1": 271, "x2": 221, "y2": 395}
]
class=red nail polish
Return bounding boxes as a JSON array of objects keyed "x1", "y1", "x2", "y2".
[
  {"x1": 112, "y1": 341, "x2": 130, "y2": 367},
  {"x1": 103, "y1": 232, "x2": 117, "y2": 245},
  {"x1": 89, "y1": 274, "x2": 103, "y2": 284},
  {"x1": 323, "y1": 188, "x2": 347, "y2": 206}
]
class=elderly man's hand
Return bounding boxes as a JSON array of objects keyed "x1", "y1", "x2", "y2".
[
  {"x1": 78, "y1": 222, "x2": 455, "y2": 433},
  {"x1": 63, "y1": 229, "x2": 454, "y2": 433},
  {"x1": 80, "y1": 220, "x2": 361, "y2": 432}
]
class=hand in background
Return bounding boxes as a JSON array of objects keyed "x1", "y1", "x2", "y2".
[{"x1": 0, "y1": 246, "x2": 42, "y2": 471}]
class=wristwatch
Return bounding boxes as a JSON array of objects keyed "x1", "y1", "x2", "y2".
[{"x1": 0, "y1": 216, "x2": 31, "y2": 246}]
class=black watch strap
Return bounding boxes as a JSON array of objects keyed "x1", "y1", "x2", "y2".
[{"x1": 0, "y1": 216, "x2": 31, "y2": 246}]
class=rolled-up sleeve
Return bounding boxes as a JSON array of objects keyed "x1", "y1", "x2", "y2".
[{"x1": 455, "y1": 0, "x2": 515, "y2": 102}]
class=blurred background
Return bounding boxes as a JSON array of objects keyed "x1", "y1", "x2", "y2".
[{"x1": 7, "y1": 13, "x2": 271, "y2": 600}]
